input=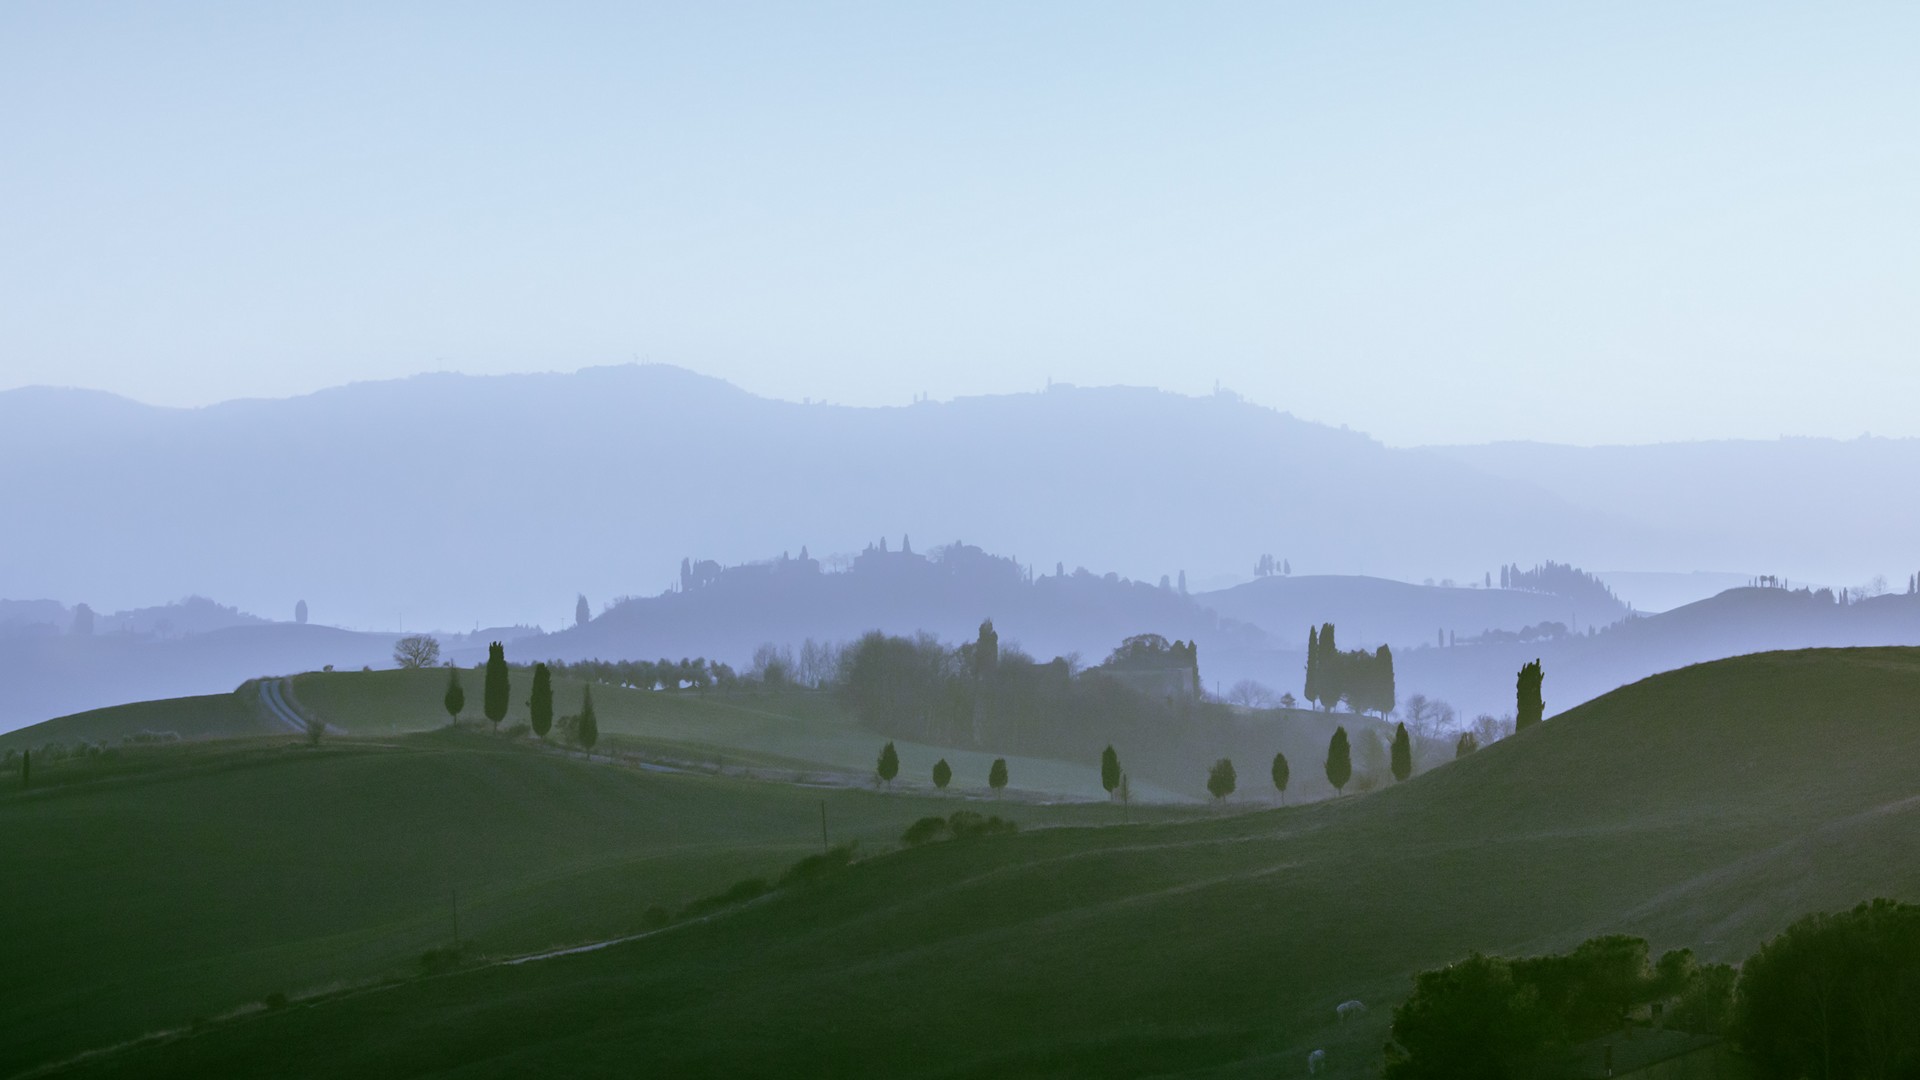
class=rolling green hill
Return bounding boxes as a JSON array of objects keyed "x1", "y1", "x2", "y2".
[
  {"x1": 0, "y1": 728, "x2": 1197, "y2": 1078},
  {"x1": 35, "y1": 647, "x2": 1920, "y2": 1079}
]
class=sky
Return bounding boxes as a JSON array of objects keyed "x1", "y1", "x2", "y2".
[{"x1": 2, "y1": 2, "x2": 1917, "y2": 446}]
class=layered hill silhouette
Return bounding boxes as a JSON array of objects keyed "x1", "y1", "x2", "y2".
[
  {"x1": 33, "y1": 647, "x2": 1920, "y2": 1079},
  {"x1": 0, "y1": 366, "x2": 1633, "y2": 633}
]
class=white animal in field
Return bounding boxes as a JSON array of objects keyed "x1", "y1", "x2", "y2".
[
  {"x1": 1336, "y1": 999, "x2": 1366, "y2": 1021},
  {"x1": 1307, "y1": 1048, "x2": 1327, "y2": 1074}
]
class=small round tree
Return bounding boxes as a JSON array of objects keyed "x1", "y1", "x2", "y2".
[
  {"x1": 443, "y1": 665, "x2": 465, "y2": 724},
  {"x1": 1206, "y1": 757, "x2": 1237, "y2": 802},
  {"x1": 1100, "y1": 744, "x2": 1121, "y2": 799},
  {"x1": 988, "y1": 757, "x2": 1008, "y2": 797},
  {"x1": 1326, "y1": 726, "x2": 1353, "y2": 795},
  {"x1": 877, "y1": 741, "x2": 900, "y2": 790},
  {"x1": 932, "y1": 757, "x2": 952, "y2": 790},
  {"x1": 1391, "y1": 722, "x2": 1413, "y2": 783},
  {"x1": 1271, "y1": 751, "x2": 1290, "y2": 805}
]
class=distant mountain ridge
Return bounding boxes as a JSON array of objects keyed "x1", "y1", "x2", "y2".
[{"x1": 1, "y1": 364, "x2": 1618, "y2": 630}]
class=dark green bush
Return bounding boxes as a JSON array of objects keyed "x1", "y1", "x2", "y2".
[{"x1": 902, "y1": 815, "x2": 950, "y2": 846}]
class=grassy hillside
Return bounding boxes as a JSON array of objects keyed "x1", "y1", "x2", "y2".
[
  {"x1": 0, "y1": 689, "x2": 276, "y2": 750},
  {"x1": 0, "y1": 729, "x2": 1195, "y2": 1077},
  {"x1": 289, "y1": 668, "x2": 1197, "y2": 801},
  {"x1": 48, "y1": 647, "x2": 1920, "y2": 1079}
]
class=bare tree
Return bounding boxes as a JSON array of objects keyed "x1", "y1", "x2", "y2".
[
  {"x1": 393, "y1": 634, "x2": 442, "y2": 669},
  {"x1": 1472, "y1": 712, "x2": 1512, "y2": 747},
  {"x1": 1227, "y1": 678, "x2": 1276, "y2": 708}
]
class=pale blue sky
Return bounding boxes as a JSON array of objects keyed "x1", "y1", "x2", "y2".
[{"x1": 2, "y1": 2, "x2": 1916, "y2": 445}]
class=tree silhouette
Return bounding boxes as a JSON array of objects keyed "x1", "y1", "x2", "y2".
[
  {"x1": 1326, "y1": 726, "x2": 1353, "y2": 795},
  {"x1": 575, "y1": 594, "x2": 591, "y2": 628},
  {"x1": 877, "y1": 741, "x2": 900, "y2": 790},
  {"x1": 1271, "y1": 751, "x2": 1290, "y2": 804},
  {"x1": 442, "y1": 665, "x2": 465, "y2": 724},
  {"x1": 1305, "y1": 626, "x2": 1321, "y2": 709},
  {"x1": 1375, "y1": 644, "x2": 1397, "y2": 719},
  {"x1": 1207, "y1": 757, "x2": 1237, "y2": 801},
  {"x1": 483, "y1": 642, "x2": 509, "y2": 732},
  {"x1": 392, "y1": 635, "x2": 441, "y2": 669},
  {"x1": 1456, "y1": 731, "x2": 1480, "y2": 757},
  {"x1": 1100, "y1": 744, "x2": 1121, "y2": 798},
  {"x1": 528, "y1": 662, "x2": 554, "y2": 740},
  {"x1": 577, "y1": 685, "x2": 598, "y2": 758},
  {"x1": 932, "y1": 757, "x2": 951, "y2": 790},
  {"x1": 1391, "y1": 722, "x2": 1413, "y2": 782},
  {"x1": 294, "y1": 599, "x2": 308, "y2": 625},
  {"x1": 988, "y1": 757, "x2": 1008, "y2": 797},
  {"x1": 1516, "y1": 659, "x2": 1545, "y2": 731}
]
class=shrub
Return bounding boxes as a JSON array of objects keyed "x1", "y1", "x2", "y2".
[
  {"x1": 902, "y1": 815, "x2": 951, "y2": 846},
  {"x1": 679, "y1": 877, "x2": 772, "y2": 919},
  {"x1": 418, "y1": 943, "x2": 471, "y2": 975},
  {"x1": 947, "y1": 811, "x2": 1017, "y2": 839},
  {"x1": 778, "y1": 843, "x2": 857, "y2": 888}
]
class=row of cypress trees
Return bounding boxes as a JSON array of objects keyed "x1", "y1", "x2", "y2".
[
  {"x1": 876, "y1": 740, "x2": 1008, "y2": 795},
  {"x1": 442, "y1": 642, "x2": 598, "y2": 753},
  {"x1": 1304, "y1": 623, "x2": 1396, "y2": 717}
]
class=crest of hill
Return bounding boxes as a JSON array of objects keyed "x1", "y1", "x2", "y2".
[
  {"x1": 1200, "y1": 572, "x2": 1628, "y2": 650},
  {"x1": 541, "y1": 540, "x2": 1266, "y2": 666}
]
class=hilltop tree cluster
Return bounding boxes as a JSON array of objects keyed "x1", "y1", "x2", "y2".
[
  {"x1": 1498, "y1": 560, "x2": 1619, "y2": 611},
  {"x1": 1252, "y1": 554, "x2": 1291, "y2": 578},
  {"x1": 1303, "y1": 623, "x2": 1395, "y2": 716},
  {"x1": 537, "y1": 656, "x2": 737, "y2": 691}
]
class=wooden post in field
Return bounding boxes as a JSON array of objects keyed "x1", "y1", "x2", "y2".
[{"x1": 819, "y1": 800, "x2": 829, "y2": 853}]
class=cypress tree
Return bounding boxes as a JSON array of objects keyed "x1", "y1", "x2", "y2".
[
  {"x1": 575, "y1": 594, "x2": 591, "y2": 628},
  {"x1": 1100, "y1": 744, "x2": 1121, "y2": 798},
  {"x1": 1391, "y1": 722, "x2": 1412, "y2": 782},
  {"x1": 483, "y1": 642, "x2": 509, "y2": 731},
  {"x1": 528, "y1": 663, "x2": 554, "y2": 739},
  {"x1": 1319, "y1": 623, "x2": 1339, "y2": 709},
  {"x1": 443, "y1": 665, "x2": 465, "y2": 724},
  {"x1": 1305, "y1": 626, "x2": 1320, "y2": 709},
  {"x1": 577, "y1": 685, "x2": 598, "y2": 758},
  {"x1": 932, "y1": 757, "x2": 951, "y2": 790},
  {"x1": 1516, "y1": 659, "x2": 1545, "y2": 731},
  {"x1": 988, "y1": 757, "x2": 1008, "y2": 797},
  {"x1": 1325, "y1": 726, "x2": 1352, "y2": 795},
  {"x1": 1271, "y1": 751, "x2": 1290, "y2": 805},
  {"x1": 1375, "y1": 644, "x2": 1396, "y2": 719},
  {"x1": 877, "y1": 741, "x2": 900, "y2": 789}
]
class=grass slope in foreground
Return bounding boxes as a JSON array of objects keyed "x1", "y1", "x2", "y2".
[
  {"x1": 0, "y1": 727, "x2": 1191, "y2": 1078},
  {"x1": 51, "y1": 646, "x2": 1920, "y2": 1080}
]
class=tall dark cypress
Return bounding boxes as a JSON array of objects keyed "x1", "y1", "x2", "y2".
[
  {"x1": 1325, "y1": 727, "x2": 1352, "y2": 795},
  {"x1": 483, "y1": 641, "x2": 509, "y2": 731},
  {"x1": 1305, "y1": 626, "x2": 1320, "y2": 709},
  {"x1": 1516, "y1": 659, "x2": 1545, "y2": 731},
  {"x1": 1374, "y1": 644, "x2": 1396, "y2": 718},
  {"x1": 528, "y1": 662, "x2": 554, "y2": 739},
  {"x1": 1390, "y1": 722, "x2": 1412, "y2": 782}
]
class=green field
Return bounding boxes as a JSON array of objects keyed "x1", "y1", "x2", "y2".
[
  {"x1": 0, "y1": 721, "x2": 1199, "y2": 1077},
  {"x1": 14, "y1": 648, "x2": 1920, "y2": 1078}
]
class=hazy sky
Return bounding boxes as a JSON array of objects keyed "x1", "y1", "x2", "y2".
[{"x1": 3, "y1": 3, "x2": 1917, "y2": 446}]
